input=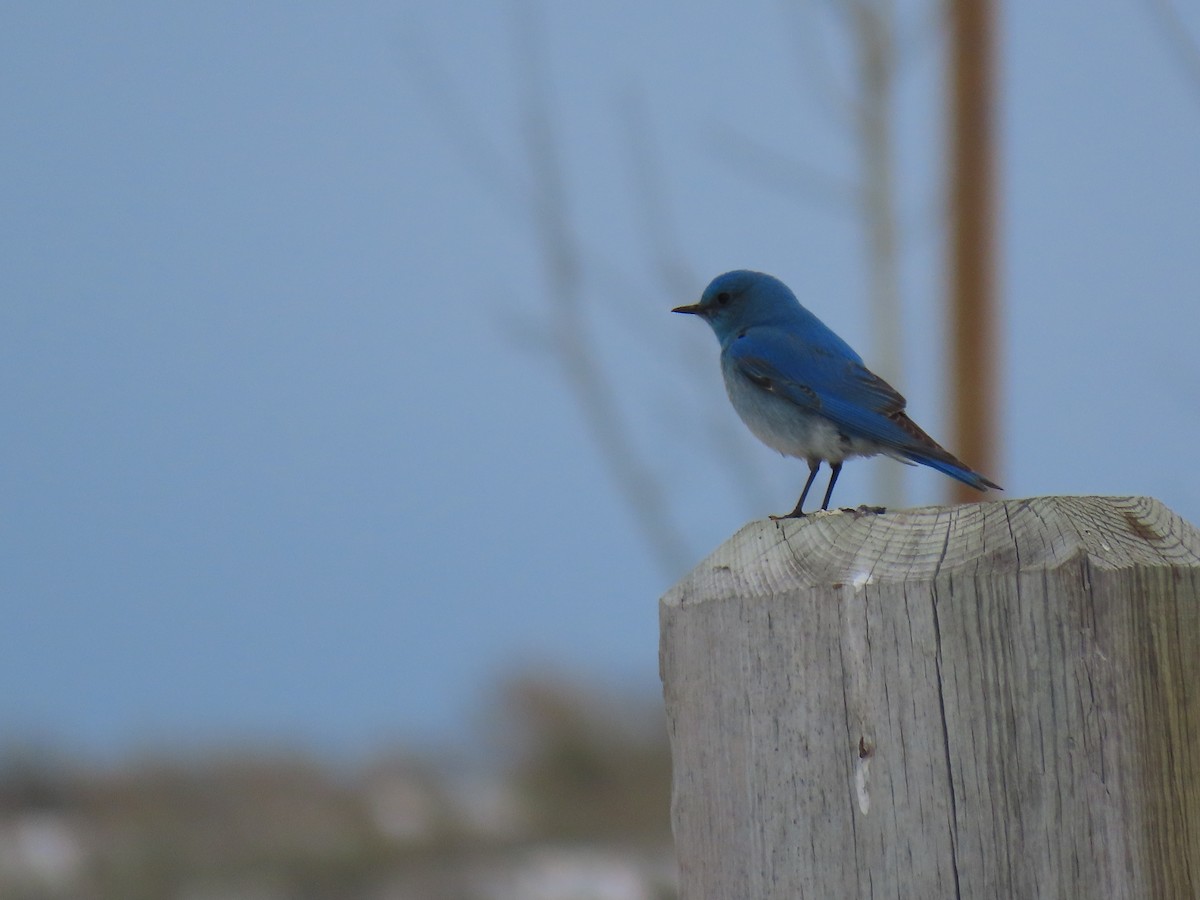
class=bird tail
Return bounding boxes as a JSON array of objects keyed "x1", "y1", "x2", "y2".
[
  {"x1": 906, "y1": 451, "x2": 1002, "y2": 492},
  {"x1": 890, "y1": 412, "x2": 1002, "y2": 492}
]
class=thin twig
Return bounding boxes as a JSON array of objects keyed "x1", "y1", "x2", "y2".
[
  {"x1": 512, "y1": 0, "x2": 693, "y2": 573},
  {"x1": 1145, "y1": 0, "x2": 1200, "y2": 106}
]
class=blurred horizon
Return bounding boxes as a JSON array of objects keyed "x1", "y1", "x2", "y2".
[{"x1": 0, "y1": 670, "x2": 675, "y2": 898}]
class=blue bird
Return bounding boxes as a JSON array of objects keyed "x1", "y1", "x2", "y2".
[{"x1": 674, "y1": 270, "x2": 1001, "y2": 518}]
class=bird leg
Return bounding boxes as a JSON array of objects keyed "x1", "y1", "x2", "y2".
[
  {"x1": 820, "y1": 461, "x2": 843, "y2": 511},
  {"x1": 772, "y1": 460, "x2": 822, "y2": 519}
]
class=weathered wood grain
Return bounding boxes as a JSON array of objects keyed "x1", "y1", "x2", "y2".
[{"x1": 660, "y1": 497, "x2": 1200, "y2": 899}]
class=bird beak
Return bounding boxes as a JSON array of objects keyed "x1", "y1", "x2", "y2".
[{"x1": 672, "y1": 303, "x2": 705, "y2": 316}]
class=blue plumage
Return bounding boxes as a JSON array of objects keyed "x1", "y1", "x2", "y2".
[{"x1": 674, "y1": 270, "x2": 1000, "y2": 517}]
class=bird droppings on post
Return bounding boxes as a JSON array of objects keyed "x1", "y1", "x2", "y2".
[{"x1": 855, "y1": 754, "x2": 871, "y2": 815}]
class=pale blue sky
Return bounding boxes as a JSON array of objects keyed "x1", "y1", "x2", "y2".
[{"x1": 3, "y1": 2, "x2": 1199, "y2": 759}]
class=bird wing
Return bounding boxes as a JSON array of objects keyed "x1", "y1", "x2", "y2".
[
  {"x1": 726, "y1": 328, "x2": 916, "y2": 448},
  {"x1": 726, "y1": 327, "x2": 1001, "y2": 491}
]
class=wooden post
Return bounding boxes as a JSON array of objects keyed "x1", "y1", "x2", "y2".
[{"x1": 660, "y1": 497, "x2": 1200, "y2": 898}]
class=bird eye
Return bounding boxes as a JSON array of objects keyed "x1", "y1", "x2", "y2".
[{"x1": 716, "y1": 292, "x2": 730, "y2": 305}]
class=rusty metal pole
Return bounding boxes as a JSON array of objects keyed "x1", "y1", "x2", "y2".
[{"x1": 947, "y1": 0, "x2": 1000, "y2": 503}]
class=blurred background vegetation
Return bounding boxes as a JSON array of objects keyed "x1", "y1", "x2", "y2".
[{"x1": 0, "y1": 673, "x2": 674, "y2": 899}]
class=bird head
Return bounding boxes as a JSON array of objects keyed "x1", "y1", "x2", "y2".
[{"x1": 672, "y1": 270, "x2": 800, "y2": 341}]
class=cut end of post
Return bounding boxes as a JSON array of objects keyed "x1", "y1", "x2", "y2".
[{"x1": 662, "y1": 496, "x2": 1199, "y2": 606}]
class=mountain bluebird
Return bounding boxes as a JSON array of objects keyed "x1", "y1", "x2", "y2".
[{"x1": 674, "y1": 270, "x2": 1000, "y2": 517}]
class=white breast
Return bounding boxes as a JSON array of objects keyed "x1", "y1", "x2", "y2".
[{"x1": 720, "y1": 358, "x2": 883, "y2": 464}]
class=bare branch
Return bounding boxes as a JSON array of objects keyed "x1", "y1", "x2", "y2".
[
  {"x1": 1145, "y1": 0, "x2": 1200, "y2": 106},
  {"x1": 395, "y1": 26, "x2": 528, "y2": 214},
  {"x1": 706, "y1": 127, "x2": 858, "y2": 210},
  {"x1": 783, "y1": 0, "x2": 859, "y2": 131},
  {"x1": 512, "y1": 0, "x2": 693, "y2": 573},
  {"x1": 850, "y1": 0, "x2": 907, "y2": 507}
]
